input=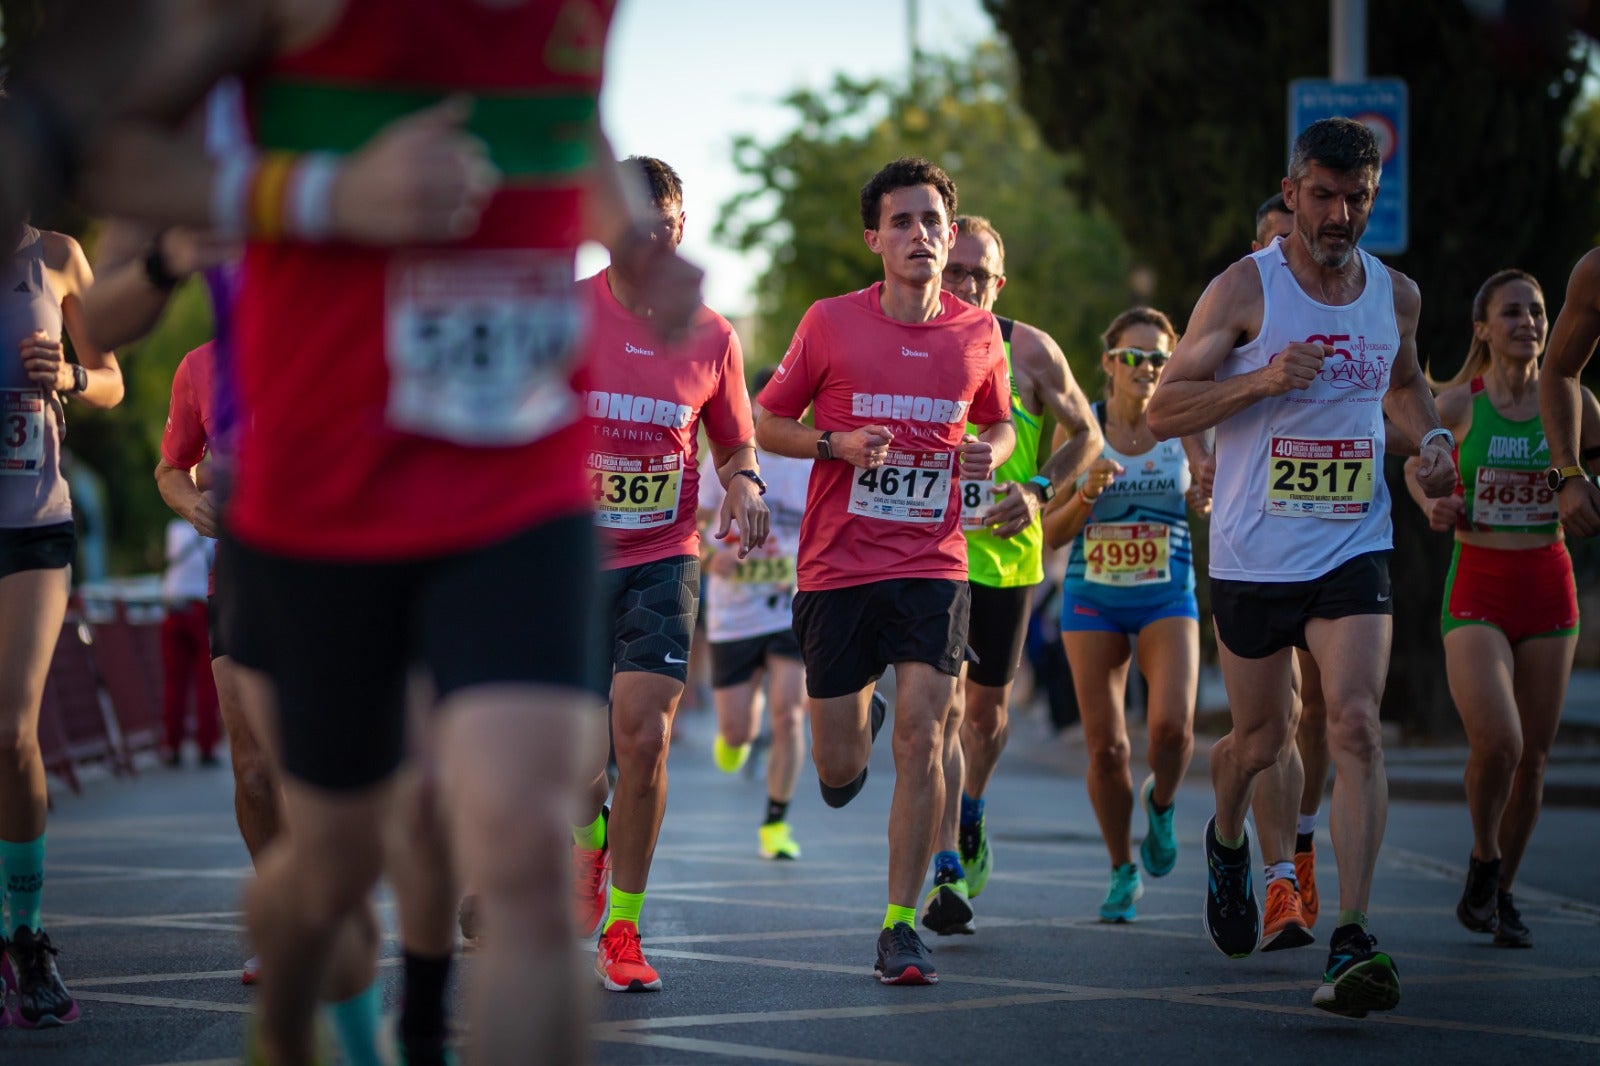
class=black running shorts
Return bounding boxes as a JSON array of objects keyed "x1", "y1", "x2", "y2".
[
  {"x1": 1210, "y1": 550, "x2": 1392, "y2": 660},
  {"x1": 0, "y1": 521, "x2": 75, "y2": 579},
  {"x1": 224, "y1": 513, "x2": 606, "y2": 791},
  {"x1": 965, "y1": 582, "x2": 1033, "y2": 688},
  {"x1": 791, "y1": 578, "x2": 971, "y2": 699},
  {"x1": 604, "y1": 554, "x2": 700, "y2": 683},
  {"x1": 710, "y1": 628, "x2": 802, "y2": 690}
]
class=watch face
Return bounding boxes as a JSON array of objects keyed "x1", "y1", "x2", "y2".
[{"x1": 1548, "y1": 468, "x2": 1565, "y2": 491}]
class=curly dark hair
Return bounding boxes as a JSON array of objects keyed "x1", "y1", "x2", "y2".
[
  {"x1": 622, "y1": 155, "x2": 683, "y2": 209},
  {"x1": 859, "y1": 156, "x2": 958, "y2": 230}
]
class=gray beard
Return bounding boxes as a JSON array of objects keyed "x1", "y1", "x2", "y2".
[{"x1": 1298, "y1": 225, "x2": 1356, "y2": 270}]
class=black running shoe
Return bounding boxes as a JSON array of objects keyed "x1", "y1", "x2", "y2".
[
  {"x1": 819, "y1": 690, "x2": 887, "y2": 809},
  {"x1": 4, "y1": 927, "x2": 80, "y2": 1028},
  {"x1": 1312, "y1": 923, "x2": 1401, "y2": 1017},
  {"x1": 920, "y1": 868, "x2": 975, "y2": 936},
  {"x1": 1456, "y1": 854, "x2": 1500, "y2": 934},
  {"x1": 1202, "y1": 816, "x2": 1259, "y2": 958},
  {"x1": 1493, "y1": 892, "x2": 1531, "y2": 948},
  {"x1": 874, "y1": 922, "x2": 937, "y2": 985}
]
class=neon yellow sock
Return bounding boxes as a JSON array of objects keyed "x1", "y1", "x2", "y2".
[
  {"x1": 1337, "y1": 909, "x2": 1367, "y2": 930},
  {"x1": 605, "y1": 887, "x2": 645, "y2": 932},
  {"x1": 573, "y1": 811, "x2": 606, "y2": 851},
  {"x1": 883, "y1": 904, "x2": 916, "y2": 930}
]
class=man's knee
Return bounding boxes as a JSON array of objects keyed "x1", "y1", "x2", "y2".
[
  {"x1": 1148, "y1": 719, "x2": 1190, "y2": 759},
  {"x1": 613, "y1": 706, "x2": 671, "y2": 781},
  {"x1": 1325, "y1": 701, "x2": 1383, "y2": 762},
  {"x1": 1234, "y1": 719, "x2": 1292, "y2": 775}
]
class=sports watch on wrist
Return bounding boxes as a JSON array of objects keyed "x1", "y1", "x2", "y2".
[
  {"x1": 69, "y1": 363, "x2": 88, "y2": 394},
  {"x1": 816, "y1": 431, "x2": 835, "y2": 461},
  {"x1": 1023, "y1": 474, "x2": 1055, "y2": 503},
  {"x1": 731, "y1": 469, "x2": 767, "y2": 495},
  {"x1": 1547, "y1": 465, "x2": 1587, "y2": 492}
]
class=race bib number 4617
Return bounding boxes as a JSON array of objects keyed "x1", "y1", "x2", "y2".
[
  {"x1": 847, "y1": 449, "x2": 953, "y2": 524},
  {"x1": 1266, "y1": 436, "x2": 1374, "y2": 518}
]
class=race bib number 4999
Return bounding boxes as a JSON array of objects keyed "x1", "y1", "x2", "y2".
[
  {"x1": 1265, "y1": 436, "x2": 1374, "y2": 518},
  {"x1": 385, "y1": 250, "x2": 582, "y2": 446},
  {"x1": 847, "y1": 449, "x2": 953, "y2": 524}
]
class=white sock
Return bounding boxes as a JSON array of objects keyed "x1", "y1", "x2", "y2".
[
  {"x1": 1265, "y1": 860, "x2": 1296, "y2": 885},
  {"x1": 1296, "y1": 813, "x2": 1318, "y2": 837}
]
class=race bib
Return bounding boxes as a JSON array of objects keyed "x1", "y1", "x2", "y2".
[
  {"x1": 1083, "y1": 522, "x2": 1170, "y2": 586},
  {"x1": 590, "y1": 451, "x2": 683, "y2": 527},
  {"x1": 733, "y1": 555, "x2": 796, "y2": 585},
  {"x1": 1474, "y1": 467, "x2": 1557, "y2": 527},
  {"x1": 1266, "y1": 437, "x2": 1374, "y2": 518},
  {"x1": 0, "y1": 390, "x2": 45, "y2": 476},
  {"x1": 959, "y1": 479, "x2": 999, "y2": 531},
  {"x1": 385, "y1": 250, "x2": 581, "y2": 446},
  {"x1": 847, "y1": 449, "x2": 953, "y2": 524}
]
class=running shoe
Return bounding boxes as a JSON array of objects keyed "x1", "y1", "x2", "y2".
[
  {"x1": 1295, "y1": 842, "x2": 1320, "y2": 929},
  {"x1": 874, "y1": 923, "x2": 937, "y2": 985},
  {"x1": 1312, "y1": 924, "x2": 1401, "y2": 1017},
  {"x1": 573, "y1": 806, "x2": 611, "y2": 939},
  {"x1": 758, "y1": 821, "x2": 801, "y2": 860},
  {"x1": 1139, "y1": 774, "x2": 1177, "y2": 877},
  {"x1": 1098, "y1": 863, "x2": 1144, "y2": 923},
  {"x1": 713, "y1": 734, "x2": 751, "y2": 773},
  {"x1": 3, "y1": 927, "x2": 81, "y2": 1028},
  {"x1": 1494, "y1": 892, "x2": 1531, "y2": 948},
  {"x1": 1456, "y1": 854, "x2": 1500, "y2": 934},
  {"x1": 1202, "y1": 816, "x2": 1259, "y2": 958},
  {"x1": 390, "y1": 1019, "x2": 458, "y2": 1066},
  {"x1": 958, "y1": 812, "x2": 993, "y2": 898},
  {"x1": 242, "y1": 955, "x2": 261, "y2": 986},
  {"x1": 819, "y1": 690, "x2": 886, "y2": 809},
  {"x1": 1260, "y1": 877, "x2": 1315, "y2": 951},
  {"x1": 921, "y1": 868, "x2": 975, "y2": 936},
  {"x1": 595, "y1": 920, "x2": 661, "y2": 992}
]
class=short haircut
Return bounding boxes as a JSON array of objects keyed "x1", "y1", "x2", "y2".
[
  {"x1": 622, "y1": 155, "x2": 683, "y2": 209},
  {"x1": 1255, "y1": 193, "x2": 1290, "y2": 229},
  {"x1": 953, "y1": 214, "x2": 1005, "y2": 273},
  {"x1": 1288, "y1": 118, "x2": 1381, "y2": 183},
  {"x1": 859, "y1": 156, "x2": 958, "y2": 231}
]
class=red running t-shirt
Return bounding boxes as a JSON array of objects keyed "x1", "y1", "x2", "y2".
[
  {"x1": 758, "y1": 284, "x2": 1008, "y2": 591},
  {"x1": 161, "y1": 342, "x2": 220, "y2": 470},
  {"x1": 581, "y1": 271, "x2": 753, "y2": 570}
]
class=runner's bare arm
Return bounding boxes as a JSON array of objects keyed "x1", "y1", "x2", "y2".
[
  {"x1": 756, "y1": 414, "x2": 893, "y2": 467},
  {"x1": 1147, "y1": 260, "x2": 1305, "y2": 439},
  {"x1": 155, "y1": 457, "x2": 219, "y2": 538},
  {"x1": 36, "y1": 233, "x2": 124, "y2": 408},
  {"x1": 1540, "y1": 249, "x2": 1600, "y2": 483},
  {"x1": 1580, "y1": 386, "x2": 1600, "y2": 477},
  {"x1": 1401, "y1": 383, "x2": 1468, "y2": 530},
  {"x1": 83, "y1": 219, "x2": 239, "y2": 350},
  {"x1": 707, "y1": 439, "x2": 769, "y2": 557},
  {"x1": 960, "y1": 420, "x2": 1015, "y2": 484},
  {"x1": 1382, "y1": 271, "x2": 1454, "y2": 498}
]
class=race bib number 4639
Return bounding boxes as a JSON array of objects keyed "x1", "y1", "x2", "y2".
[
  {"x1": 1266, "y1": 436, "x2": 1374, "y2": 518},
  {"x1": 847, "y1": 449, "x2": 953, "y2": 524},
  {"x1": 1474, "y1": 467, "x2": 1557, "y2": 527},
  {"x1": 385, "y1": 250, "x2": 582, "y2": 446}
]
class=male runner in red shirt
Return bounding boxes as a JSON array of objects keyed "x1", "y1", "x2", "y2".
[{"x1": 758, "y1": 157, "x2": 1013, "y2": 985}]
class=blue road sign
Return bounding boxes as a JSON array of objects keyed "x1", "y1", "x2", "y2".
[{"x1": 1289, "y1": 78, "x2": 1408, "y2": 256}]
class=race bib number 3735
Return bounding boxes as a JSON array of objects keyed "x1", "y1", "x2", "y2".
[
  {"x1": 386, "y1": 250, "x2": 582, "y2": 446},
  {"x1": 1265, "y1": 436, "x2": 1374, "y2": 518},
  {"x1": 847, "y1": 449, "x2": 953, "y2": 524}
]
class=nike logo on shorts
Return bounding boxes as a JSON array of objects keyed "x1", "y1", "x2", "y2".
[{"x1": 664, "y1": 653, "x2": 688, "y2": 664}]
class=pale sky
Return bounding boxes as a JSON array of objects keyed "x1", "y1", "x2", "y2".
[{"x1": 582, "y1": 0, "x2": 998, "y2": 318}]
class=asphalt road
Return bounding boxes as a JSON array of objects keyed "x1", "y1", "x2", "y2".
[{"x1": 8, "y1": 703, "x2": 1598, "y2": 1065}]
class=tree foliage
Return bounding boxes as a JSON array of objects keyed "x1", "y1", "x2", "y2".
[
  {"x1": 714, "y1": 42, "x2": 1133, "y2": 384},
  {"x1": 985, "y1": 0, "x2": 1600, "y2": 734}
]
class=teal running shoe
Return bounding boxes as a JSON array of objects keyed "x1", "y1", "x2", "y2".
[
  {"x1": 1098, "y1": 863, "x2": 1144, "y2": 922},
  {"x1": 1139, "y1": 774, "x2": 1177, "y2": 877}
]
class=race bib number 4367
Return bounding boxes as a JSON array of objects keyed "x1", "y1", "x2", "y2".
[
  {"x1": 1266, "y1": 436, "x2": 1374, "y2": 518},
  {"x1": 847, "y1": 449, "x2": 953, "y2": 524},
  {"x1": 590, "y1": 451, "x2": 683, "y2": 527}
]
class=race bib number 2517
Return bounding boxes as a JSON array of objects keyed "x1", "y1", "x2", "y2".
[{"x1": 1265, "y1": 436, "x2": 1374, "y2": 519}]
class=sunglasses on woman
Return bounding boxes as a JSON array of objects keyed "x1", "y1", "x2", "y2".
[{"x1": 1107, "y1": 348, "x2": 1170, "y2": 369}]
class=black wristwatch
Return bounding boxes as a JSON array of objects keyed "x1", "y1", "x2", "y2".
[
  {"x1": 1547, "y1": 465, "x2": 1587, "y2": 492},
  {"x1": 143, "y1": 232, "x2": 181, "y2": 291},
  {"x1": 816, "y1": 431, "x2": 835, "y2": 461},
  {"x1": 69, "y1": 363, "x2": 88, "y2": 394},
  {"x1": 731, "y1": 469, "x2": 767, "y2": 495},
  {"x1": 1023, "y1": 474, "x2": 1056, "y2": 503}
]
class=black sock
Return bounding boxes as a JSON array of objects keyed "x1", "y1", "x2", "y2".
[
  {"x1": 764, "y1": 798, "x2": 789, "y2": 825},
  {"x1": 400, "y1": 950, "x2": 452, "y2": 1044},
  {"x1": 1295, "y1": 831, "x2": 1314, "y2": 853}
]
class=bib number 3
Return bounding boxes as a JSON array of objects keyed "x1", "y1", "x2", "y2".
[
  {"x1": 0, "y1": 390, "x2": 45, "y2": 476},
  {"x1": 386, "y1": 251, "x2": 582, "y2": 446}
]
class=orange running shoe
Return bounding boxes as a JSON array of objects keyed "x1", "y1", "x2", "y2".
[
  {"x1": 573, "y1": 810, "x2": 611, "y2": 939},
  {"x1": 1295, "y1": 844, "x2": 1320, "y2": 930},
  {"x1": 595, "y1": 920, "x2": 662, "y2": 992},
  {"x1": 1261, "y1": 877, "x2": 1315, "y2": 952}
]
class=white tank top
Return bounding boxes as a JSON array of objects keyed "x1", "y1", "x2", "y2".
[{"x1": 1209, "y1": 238, "x2": 1398, "y2": 581}]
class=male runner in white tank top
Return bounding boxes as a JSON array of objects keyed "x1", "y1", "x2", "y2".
[{"x1": 1147, "y1": 118, "x2": 1457, "y2": 1018}]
